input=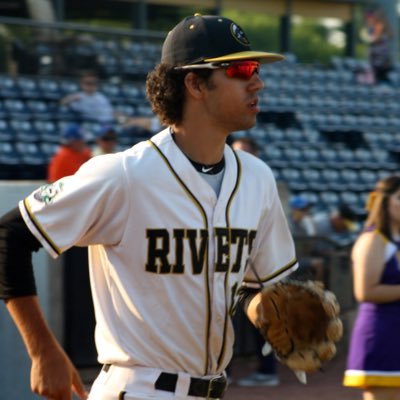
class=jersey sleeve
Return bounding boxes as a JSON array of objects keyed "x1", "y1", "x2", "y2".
[
  {"x1": 19, "y1": 154, "x2": 130, "y2": 258},
  {"x1": 243, "y1": 169, "x2": 298, "y2": 288}
]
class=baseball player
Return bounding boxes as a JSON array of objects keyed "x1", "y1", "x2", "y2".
[{"x1": 0, "y1": 14, "x2": 298, "y2": 400}]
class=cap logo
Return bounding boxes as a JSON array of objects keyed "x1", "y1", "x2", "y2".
[{"x1": 230, "y1": 23, "x2": 250, "y2": 46}]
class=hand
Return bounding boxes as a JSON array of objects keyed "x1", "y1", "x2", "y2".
[
  {"x1": 61, "y1": 93, "x2": 81, "y2": 105},
  {"x1": 30, "y1": 344, "x2": 88, "y2": 400}
]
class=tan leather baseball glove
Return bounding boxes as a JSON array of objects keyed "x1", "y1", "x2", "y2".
[{"x1": 255, "y1": 280, "x2": 343, "y2": 373}]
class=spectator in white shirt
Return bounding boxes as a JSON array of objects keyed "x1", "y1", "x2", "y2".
[{"x1": 60, "y1": 70, "x2": 115, "y2": 123}]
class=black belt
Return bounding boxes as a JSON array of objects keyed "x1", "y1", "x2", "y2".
[{"x1": 155, "y1": 371, "x2": 227, "y2": 399}]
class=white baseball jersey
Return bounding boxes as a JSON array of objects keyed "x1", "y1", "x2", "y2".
[{"x1": 19, "y1": 128, "x2": 297, "y2": 377}]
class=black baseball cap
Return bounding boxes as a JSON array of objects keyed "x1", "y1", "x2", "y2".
[{"x1": 161, "y1": 14, "x2": 284, "y2": 66}]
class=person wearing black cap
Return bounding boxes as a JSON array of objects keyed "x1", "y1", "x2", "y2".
[
  {"x1": 0, "y1": 15, "x2": 297, "y2": 400},
  {"x1": 92, "y1": 124, "x2": 118, "y2": 157}
]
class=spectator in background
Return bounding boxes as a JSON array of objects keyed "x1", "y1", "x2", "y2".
[
  {"x1": 363, "y1": 7, "x2": 394, "y2": 84},
  {"x1": 312, "y1": 203, "x2": 363, "y2": 254},
  {"x1": 343, "y1": 175, "x2": 400, "y2": 399},
  {"x1": 92, "y1": 124, "x2": 118, "y2": 157},
  {"x1": 231, "y1": 136, "x2": 280, "y2": 387},
  {"x1": 231, "y1": 136, "x2": 260, "y2": 156},
  {"x1": 287, "y1": 195, "x2": 325, "y2": 282},
  {"x1": 48, "y1": 123, "x2": 92, "y2": 182},
  {"x1": 60, "y1": 70, "x2": 115, "y2": 123}
]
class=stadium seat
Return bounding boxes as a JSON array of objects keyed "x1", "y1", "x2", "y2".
[
  {"x1": 280, "y1": 167, "x2": 307, "y2": 191},
  {"x1": 16, "y1": 76, "x2": 41, "y2": 99},
  {"x1": 26, "y1": 100, "x2": 54, "y2": 120},
  {"x1": 10, "y1": 119, "x2": 40, "y2": 143},
  {"x1": 340, "y1": 191, "x2": 362, "y2": 208},
  {"x1": 38, "y1": 77, "x2": 63, "y2": 100},
  {"x1": 320, "y1": 168, "x2": 343, "y2": 191},
  {"x1": 16, "y1": 142, "x2": 48, "y2": 179},
  {"x1": 262, "y1": 145, "x2": 286, "y2": 168},
  {"x1": 340, "y1": 168, "x2": 366, "y2": 192},
  {"x1": 319, "y1": 148, "x2": 340, "y2": 168},
  {"x1": 301, "y1": 147, "x2": 324, "y2": 168},
  {"x1": 100, "y1": 82, "x2": 122, "y2": 103},
  {"x1": 0, "y1": 142, "x2": 21, "y2": 179},
  {"x1": 282, "y1": 147, "x2": 305, "y2": 168},
  {"x1": 59, "y1": 79, "x2": 80, "y2": 96},
  {"x1": 33, "y1": 120, "x2": 60, "y2": 143},
  {"x1": 359, "y1": 170, "x2": 378, "y2": 191},
  {"x1": 3, "y1": 99, "x2": 31, "y2": 120},
  {"x1": 301, "y1": 168, "x2": 329, "y2": 192},
  {"x1": 0, "y1": 119, "x2": 15, "y2": 142},
  {"x1": 40, "y1": 142, "x2": 59, "y2": 161},
  {"x1": 0, "y1": 75, "x2": 20, "y2": 99},
  {"x1": 120, "y1": 83, "x2": 146, "y2": 105},
  {"x1": 319, "y1": 190, "x2": 340, "y2": 209}
]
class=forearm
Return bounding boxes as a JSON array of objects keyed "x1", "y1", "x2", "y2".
[
  {"x1": 6, "y1": 296, "x2": 61, "y2": 359},
  {"x1": 355, "y1": 284, "x2": 400, "y2": 304},
  {"x1": 243, "y1": 292, "x2": 262, "y2": 326}
]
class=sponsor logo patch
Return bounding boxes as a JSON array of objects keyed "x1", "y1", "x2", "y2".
[{"x1": 33, "y1": 182, "x2": 64, "y2": 204}]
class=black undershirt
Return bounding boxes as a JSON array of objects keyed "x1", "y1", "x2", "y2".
[
  {"x1": 171, "y1": 131, "x2": 225, "y2": 175},
  {"x1": 0, "y1": 207, "x2": 41, "y2": 298}
]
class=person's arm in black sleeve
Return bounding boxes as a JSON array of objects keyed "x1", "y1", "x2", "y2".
[{"x1": 0, "y1": 207, "x2": 41, "y2": 299}]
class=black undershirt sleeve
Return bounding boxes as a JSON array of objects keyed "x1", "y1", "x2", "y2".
[
  {"x1": 0, "y1": 207, "x2": 42, "y2": 299},
  {"x1": 237, "y1": 286, "x2": 261, "y2": 311}
]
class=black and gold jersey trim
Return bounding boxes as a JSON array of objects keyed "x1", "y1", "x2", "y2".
[
  {"x1": 243, "y1": 258, "x2": 298, "y2": 286},
  {"x1": 22, "y1": 198, "x2": 62, "y2": 255},
  {"x1": 148, "y1": 139, "x2": 211, "y2": 376},
  {"x1": 217, "y1": 148, "x2": 241, "y2": 370}
]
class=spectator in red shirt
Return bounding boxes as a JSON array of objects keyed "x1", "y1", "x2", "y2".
[{"x1": 47, "y1": 123, "x2": 92, "y2": 182}]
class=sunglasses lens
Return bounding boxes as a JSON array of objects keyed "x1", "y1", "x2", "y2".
[{"x1": 225, "y1": 61, "x2": 260, "y2": 80}]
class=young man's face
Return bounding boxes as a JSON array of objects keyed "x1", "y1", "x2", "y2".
[{"x1": 200, "y1": 61, "x2": 264, "y2": 133}]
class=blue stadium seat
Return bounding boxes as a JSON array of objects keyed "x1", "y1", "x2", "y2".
[
  {"x1": 0, "y1": 142, "x2": 21, "y2": 179},
  {"x1": 10, "y1": 119, "x2": 40, "y2": 143},
  {"x1": 301, "y1": 147, "x2": 324, "y2": 169},
  {"x1": 26, "y1": 100, "x2": 54, "y2": 120},
  {"x1": 33, "y1": 120, "x2": 60, "y2": 143},
  {"x1": 301, "y1": 168, "x2": 329, "y2": 192},
  {"x1": 280, "y1": 167, "x2": 307, "y2": 191},
  {"x1": 262, "y1": 145, "x2": 286, "y2": 168},
  {"x1": 16, "y1": 76, "x2": 41, "y2": 99},
  {"x1": 320, "y1": 168, "x2": 343, "y2": 191},
  {"x1": 282, "y1": 147, "x2": 305, "y2": 168},
  {"x1": 0, "y1": 119, "x2": 14, "y2": 141},
  {"x1": 0, "y1": 75, "x2": 20, "y2": 99},
  {"x1": 319, "y1": 190, "x2": 340, "y2": 209},
  {"x1": 38, "y1": 77, "x2": 62, "y2": 100},
  {"x1": 100, "y1": 82, "x2": 122, "y2": 103},
  {"x1": 59, "y1": 79, "x2": 80, "y2": 96},
  {"x1": 3, "y1": 99, "x2": 31, "y2": 120},
  {"x1": 15, "y1": 142, "x2": 47, "y2": 179},
  {"x1": 40, "y1": 142, "x2": 59, "y2": 161}
]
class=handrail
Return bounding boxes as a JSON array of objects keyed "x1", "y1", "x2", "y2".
[
  {"x1": 292, "y1": 233, "x2": 354, "y2": 250},
  {"x1": 0, "y1": 16, "x2": 166, "y2": 40}
]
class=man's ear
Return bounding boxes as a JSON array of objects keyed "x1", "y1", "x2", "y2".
[{"x1": 184, "y1": 72, "x2": 207, "y2": 99}]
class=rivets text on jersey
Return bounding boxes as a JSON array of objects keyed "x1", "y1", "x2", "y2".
[{"x1": 145, "y1": 228, "x2": 257, "y2": 274}]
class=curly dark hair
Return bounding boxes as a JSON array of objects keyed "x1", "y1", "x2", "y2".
[{"x1": 146, "y1": 63, "x2": 213, "y2": 126}]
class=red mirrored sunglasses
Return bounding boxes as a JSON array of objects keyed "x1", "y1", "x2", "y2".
[
  {"x1": 223, "y1": 61, "x2": 260, "y2": 80},
  {"x1": 175, "y1": 60, "x2": 260, "y2": 80}
]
